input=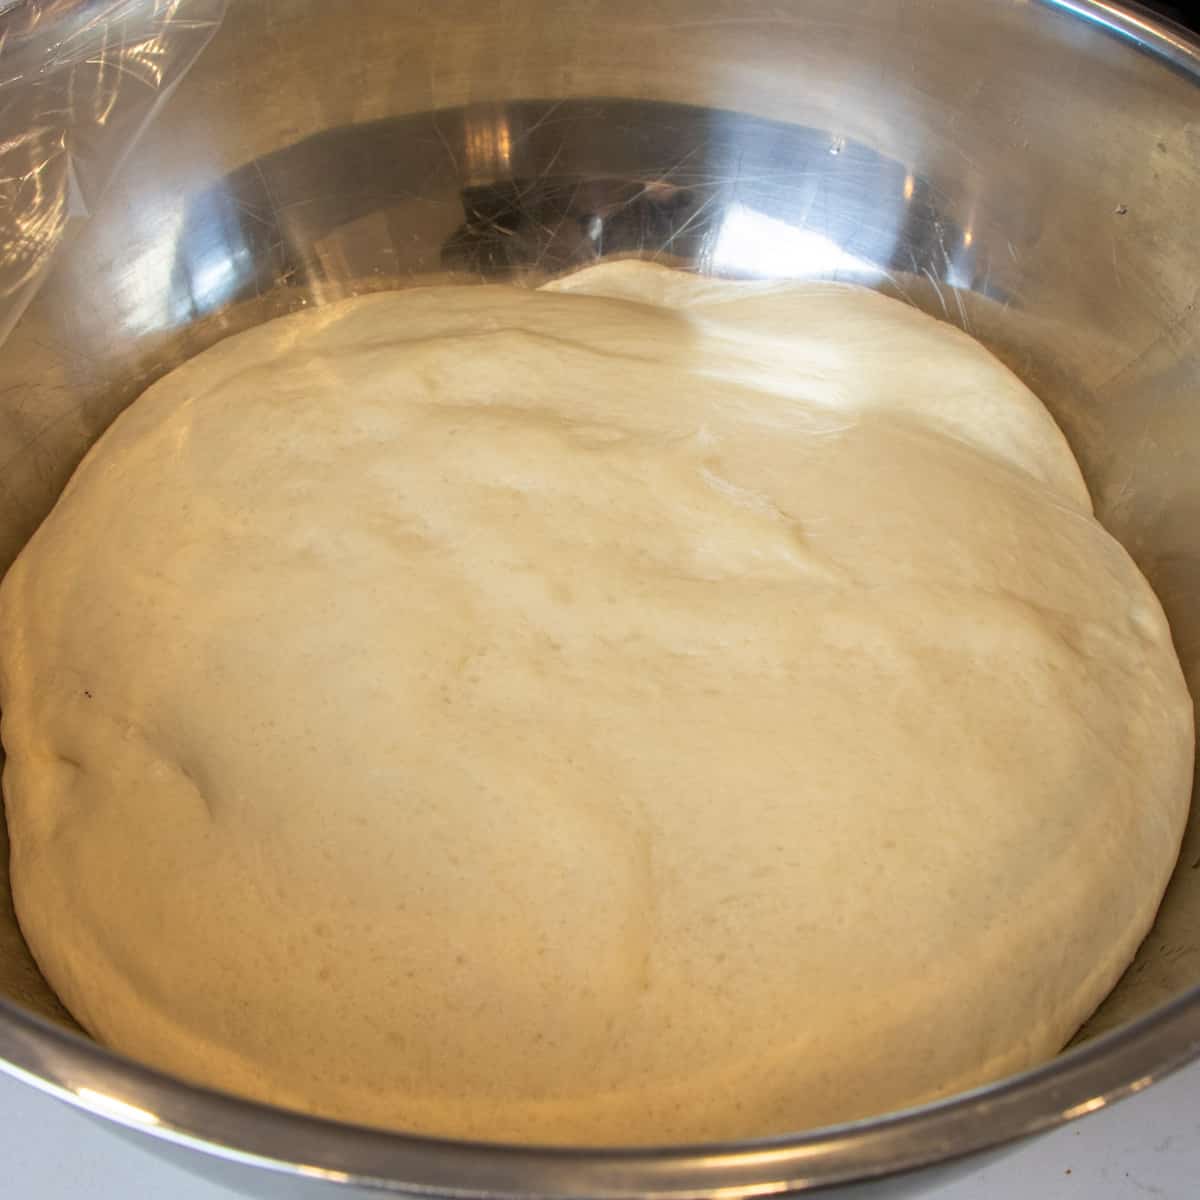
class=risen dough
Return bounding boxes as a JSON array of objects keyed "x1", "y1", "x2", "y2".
[{"x1": 0, "y1": 262, "x2": 1192, "y2": 1144}]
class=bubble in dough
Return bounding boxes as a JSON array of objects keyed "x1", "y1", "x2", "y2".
[{"x1": 0, "y1": 261, "x2": 1193, "y2": 1145}]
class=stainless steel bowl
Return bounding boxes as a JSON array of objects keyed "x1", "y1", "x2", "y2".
[{"x1": 2, "y1": 1, "x2": 1199, "y2": 1196}]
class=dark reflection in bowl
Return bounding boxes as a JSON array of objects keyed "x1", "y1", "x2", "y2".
[{"x1": 167, "y1": 99, "x2": 991, "y2": 329}]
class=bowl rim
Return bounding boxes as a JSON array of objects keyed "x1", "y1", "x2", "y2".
[
  {"x1": 2, "y1": 0, "x2": 1200, "y2": 1195},
  {"x1": 2, "y1": 981, "x2": 1200, "y2": 1197}
]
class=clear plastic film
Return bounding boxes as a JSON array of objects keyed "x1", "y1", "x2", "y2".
[{"x1": 0, "y1": 0, "x2": 224, "y2": 346}]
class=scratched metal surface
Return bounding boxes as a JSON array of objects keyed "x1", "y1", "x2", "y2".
[{"x1": 0, "y1": 0, "x2": 1198, "y2": 1196}]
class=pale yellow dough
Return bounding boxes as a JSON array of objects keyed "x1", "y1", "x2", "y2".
[{"x1": 0, "y1": 262, "x2": 1193, "y2": 1144}]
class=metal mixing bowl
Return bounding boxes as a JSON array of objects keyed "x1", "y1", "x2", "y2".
[{"x1": 1, "y1": 1, "x2": 1199, "y2": 1196}]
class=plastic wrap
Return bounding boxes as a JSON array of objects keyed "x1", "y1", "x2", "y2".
[{"x1": 0, "y1": 0, "x2": 223, "y2": 346}]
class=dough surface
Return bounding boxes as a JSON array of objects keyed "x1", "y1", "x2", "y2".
[{"x1": 0, "y1": 262, "x2": 1193, "y2": 1144}]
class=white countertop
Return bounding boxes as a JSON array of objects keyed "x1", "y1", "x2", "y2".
[{"x1": 3, "y1": 1058, "x2": 1199, "y2": 1199}]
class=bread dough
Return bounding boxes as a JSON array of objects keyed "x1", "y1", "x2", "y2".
[{"x1": 0, "y1": 262, "x2": 1192, "y2": 1144}]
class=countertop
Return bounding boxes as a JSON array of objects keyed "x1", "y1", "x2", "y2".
[{"x1": 3, "y1": 1057, "x2": 1200, "y2": 1199}]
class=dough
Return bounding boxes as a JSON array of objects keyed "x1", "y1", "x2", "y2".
[{"x1": 0, "y1": 262, "x2": 1192, "y2": 1144}]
